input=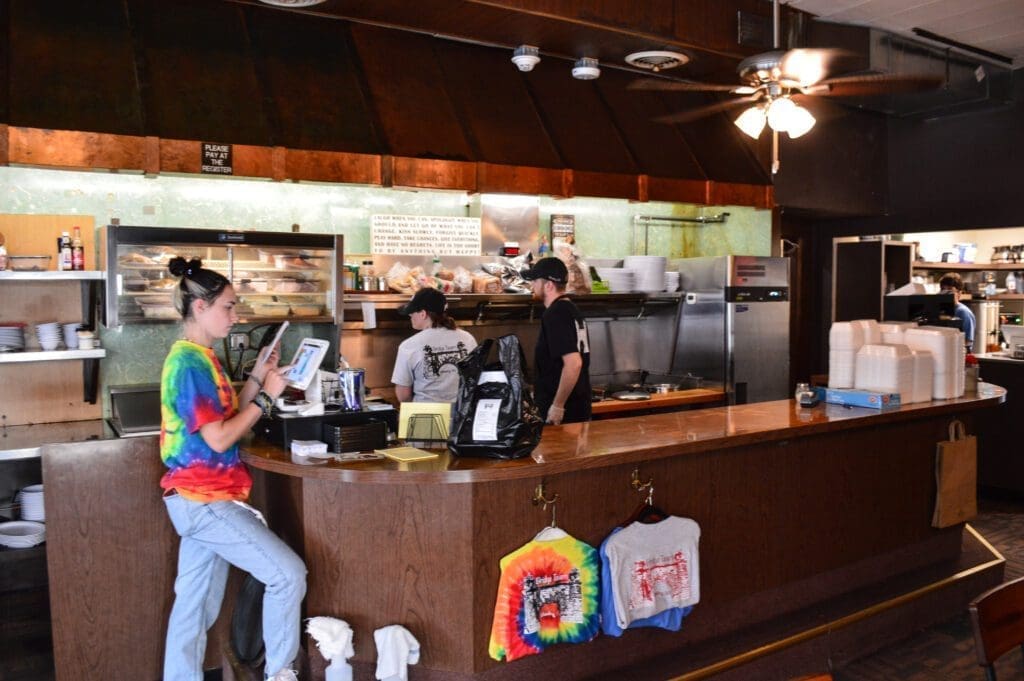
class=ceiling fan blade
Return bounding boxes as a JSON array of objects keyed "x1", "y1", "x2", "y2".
[
  {"x1": 628, "y1": 78, "x2": 741, "y2": 93},
  {"x1": 810, "y1": 73, "x2": 945, "y2": 97},
  {"x1": 778, "y1": 48, "x2": 857, "y2": 88},
  {"x1": 652, "y1": 95, "x2": 759, "y2": 125}
]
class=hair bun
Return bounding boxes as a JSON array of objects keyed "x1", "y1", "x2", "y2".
[
  {"x1": 168, "y1": 257, "x2": 189, "y2": 277},
  {"x1": 168, "y1": 257, "x2": 204, "y2": 278}
]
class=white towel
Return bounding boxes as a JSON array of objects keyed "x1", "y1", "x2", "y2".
[
  {"x1": 373, "y1": 625, "x2": 420, "y2": 681},
  {"x1": 306, "y1": 616, "x2": 355, "y2": 662}
]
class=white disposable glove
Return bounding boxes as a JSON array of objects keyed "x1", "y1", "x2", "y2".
[{"x1": 546, "y1": 405, "x2": 565, "y2": 425}]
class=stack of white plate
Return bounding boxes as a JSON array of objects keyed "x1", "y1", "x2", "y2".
[
  {"x1": 602, "y1": 269, "x2": 636, "y2": 293},
  {"x1": 0, "y1": 520, "x2": 46, "y2": 548},
  {"x1": 18, "y1": 484, "x2": 44, "y2": 522},
  {"x1": 623, "y1": 256, "x2": 667, "y2": 293},
  {"x1": 35, "y1": 321, "x2": 61, "y2": 351},
  {"x1": 664, "y1": 271, "x2": 681, "y2": 292},
  {"x1": 0, "y1": 323, "x2": 26, "y2": 352}
]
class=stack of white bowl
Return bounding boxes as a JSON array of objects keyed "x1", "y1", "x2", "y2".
[
  {"x1": 664, "y1": 271, "x2": 681, "y2": 292},
  {"x1": 904, "y1": 326, "x2": 965, "y2": 398},
  {"x1": 909, "y1": 349, "x2": 935, "y2": 404},
  {"x1": 0, "y1": 323, "x2": 26, "y2": 352},
  {"x1": 18, "y1": 484, "x2": 44, "y2": 522},
  {"x1": 35, "y1": 321, "x2": 61, "y2": 351},
  {"x1": 828, "y1": 321, "x2": 864, "y2": 388},
  {"x1": 878, "y1": 321, "x2": 918, "y2": 345},
  {"x1": 0, "y1": 520, "x2": 46, "y2": 548},
  {"x1": 599, "y1": 269, "x2": 636, "y2": 292},
  {"x1": 855, "y1": 344, "x2": 915, "y2": 403},
  {"x1": 623, "y1": 256, "x2": 667, "y2": 293},
  {"x1": 63, "y1": 323, "x2": 81, "y2": 349}
]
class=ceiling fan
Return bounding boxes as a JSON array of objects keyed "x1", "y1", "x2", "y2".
[{"x1": 630, "y1": 0, "x2": 943, "y2": 172}]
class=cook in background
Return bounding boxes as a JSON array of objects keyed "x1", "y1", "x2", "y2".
[
  {"x1": 521, "y1": 257, "x2": 592, "y2": 425},
  {"x1": 939, "y1": 272, "x2": 977, "y2": 352},
  {"x1": 159, "y1": 256, "x2": 306, "y2": 681},
  {"x1": 392, "y1": 287, "x2": 478, "y2": 403}
]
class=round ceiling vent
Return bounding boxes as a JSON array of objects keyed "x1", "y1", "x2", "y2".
[
  {"x1": 258, "y1": 0, "x2": 327, "y2": 7},
  {"x1": 625, "y1": 50, "x2": 690, "y2": 72}
]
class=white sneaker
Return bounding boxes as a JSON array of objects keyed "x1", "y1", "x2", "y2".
[{"x1": 266, "y1": 669, "x2": 298, "y2": 681}]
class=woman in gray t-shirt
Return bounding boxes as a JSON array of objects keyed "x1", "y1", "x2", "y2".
[{"x1": 391, "y1": 287, "x2": 477, "y2": 403}]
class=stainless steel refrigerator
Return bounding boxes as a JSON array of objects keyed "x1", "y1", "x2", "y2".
[{"x1": 673, "y1": 256, "x2": 790, "y2": 404}]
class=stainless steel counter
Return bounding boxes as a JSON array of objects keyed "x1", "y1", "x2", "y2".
[
  {"x1": 0, "y1": 419, "x2": 116, "y2": 461},
  {"x1": 976, "y1": 351, "x2": 1024, "y2": 364}
]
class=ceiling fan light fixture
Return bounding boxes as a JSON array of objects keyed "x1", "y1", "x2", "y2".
[
  {"x1": 785, "y1": 104, "x2": 816, "y2": 139},
  {"x1": 734, "y1": 106, "x2": 767, "y2": 139}
]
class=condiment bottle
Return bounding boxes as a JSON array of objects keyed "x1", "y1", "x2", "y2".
[
  {"x1": 59, "y1": 232, "x2": 73, "y2": 271},
  {"x1": 71, "y1": 226, "x2": 85, "y2": 271}
]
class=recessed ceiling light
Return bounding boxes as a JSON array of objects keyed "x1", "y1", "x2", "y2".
[
  {"x1": 257, "y1": 0, "x2": 327, "y2": 7},
  {"x1": 625, "y1": 50, "x2": 690, "y2": 72}
]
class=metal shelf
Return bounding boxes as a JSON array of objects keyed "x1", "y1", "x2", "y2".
[
  {"x1": 0, "y1": 270, "x2": 104, "y2": 281},
  {"x1": 913, "y1": 261, "x2": 1021, "y2": 271},
  {"x1": 0, "y1": 349, "x2": 106, "y2": 364}
]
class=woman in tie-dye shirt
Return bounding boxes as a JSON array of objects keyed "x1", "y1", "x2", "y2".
[{"x1": 160, "y1": 256, "x2": 306, "y2": 681}]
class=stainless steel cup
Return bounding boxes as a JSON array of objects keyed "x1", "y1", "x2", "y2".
[{"x1": 338, "y1": 368, "x2": 366, "y2": 411}]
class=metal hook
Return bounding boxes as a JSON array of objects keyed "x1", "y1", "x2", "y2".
[
  {"x1": 631, "y1": 467, "x2": 654, "y2": 505},
  {"x1": 532, "y1": 482, "x2": 560, "y2": 528}
]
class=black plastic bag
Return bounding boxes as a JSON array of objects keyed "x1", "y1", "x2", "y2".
[{"x1": 448, "y1": 334, "x2": 543, "y2": 459}]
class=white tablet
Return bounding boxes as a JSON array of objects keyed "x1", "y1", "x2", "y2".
[{"x1": 281, "y1": 338, "x2": 331, "y2": 390}]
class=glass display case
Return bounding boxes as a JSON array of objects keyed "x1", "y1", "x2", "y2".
[{"x1": 103, "y1": 225, "x2": 342, "y2": 326}]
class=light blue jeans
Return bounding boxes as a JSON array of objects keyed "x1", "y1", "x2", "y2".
[{"x1": 163, "y1": 494, "x2": 307, "y2": 681}]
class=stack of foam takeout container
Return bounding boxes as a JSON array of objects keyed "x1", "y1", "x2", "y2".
[
  {"x1": 623, "y1": 256, "x2": 668, "y2": 293},
  {"x1": 829, "y1": 319, "x2": 960, "y2": 402},
  {"x1": 904, "y1": 326, "x2": 965, "y2": 399}
]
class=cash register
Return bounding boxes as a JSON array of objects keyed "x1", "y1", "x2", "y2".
[{"x1": 251, "y1": 337, "x2": 397, "y2": 452}]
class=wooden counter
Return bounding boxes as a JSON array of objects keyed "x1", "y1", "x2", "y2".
[
  {"x1": 242, "y1": 387, "x2": 1006, "y2": 680},
  {"x1": 589, "y1": 388, "x2": 725, "y2": 416}
]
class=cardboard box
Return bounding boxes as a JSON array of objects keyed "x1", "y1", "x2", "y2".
[{"x1": 824, "y1": 388, "x2": 901, "y2": 409}]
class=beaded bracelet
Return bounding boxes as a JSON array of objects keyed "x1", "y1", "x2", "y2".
[{"x1": 253, "y1": 390, "x2": 274, "y2": 417}]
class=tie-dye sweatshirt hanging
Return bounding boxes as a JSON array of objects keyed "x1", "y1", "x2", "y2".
[
  {"x1": 488, "y1": 532, "x2": 600, "y2": 662},
  {"x1": 160, "y1": 340, "x2": 251, "y2": 502}
]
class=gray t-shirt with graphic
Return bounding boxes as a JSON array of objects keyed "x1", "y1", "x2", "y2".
[{"x1": 391, "y1": 327, "x2": 477, "y2": 402}]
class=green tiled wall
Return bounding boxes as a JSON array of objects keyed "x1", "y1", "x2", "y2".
[{"x1": 1, "y1": 166, "x2": 771, "y2": 399}]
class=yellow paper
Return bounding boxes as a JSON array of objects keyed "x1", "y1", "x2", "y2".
[
  {"x1": 398, "y1": 402, "x2": 451, "y2": 440},
  {"x1": 376, "y1": 446, "x2": 439, "y2": 463}
]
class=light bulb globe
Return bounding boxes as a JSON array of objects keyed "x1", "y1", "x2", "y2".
[
  {"x1": 766, "y1": 96, "x2": 797, "y2": 132},
  {"x1": 786, "y1": 104, "x2": 816, "y2": 138},
  {"x1": 734, "y1": 106, "x2": 766, "y2": 139}
]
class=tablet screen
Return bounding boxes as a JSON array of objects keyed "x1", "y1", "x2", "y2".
[{"x1": 282, "y1": 338, "x2": 330, "y2": 390}]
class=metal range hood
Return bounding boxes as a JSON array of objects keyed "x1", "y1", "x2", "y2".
[
  {"x1": 2, "y1": 0, "x2": 771, "y2": 188},
  {"x1": 809, "y1": 22, "x2": 1016, "y2": 118}
]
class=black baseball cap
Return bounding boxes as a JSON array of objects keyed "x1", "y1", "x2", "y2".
[
  {"x1": 520, "y1": 257, "x2": 568, "y2": 285},
  {"x1": 398, "y1": 287, "x2": 447, "y2": 315}
]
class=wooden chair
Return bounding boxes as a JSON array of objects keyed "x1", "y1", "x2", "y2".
[{"x1": 969, "y1": 576, "x2": 1024, "y2": 680}]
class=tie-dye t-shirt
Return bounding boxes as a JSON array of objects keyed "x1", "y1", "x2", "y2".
[
  {"x1": 488, "y1": 532, "x2": 600, "y2": 662},
  {"x1": 160, "y1": 340, "x2": 251, "y2": 502}
]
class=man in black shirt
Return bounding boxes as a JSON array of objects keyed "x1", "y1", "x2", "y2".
[{"x1": 521, "y1": 257, "x2": 592, "y2": 424}]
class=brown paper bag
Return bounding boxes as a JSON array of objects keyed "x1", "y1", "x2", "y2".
[{"x1": 932, "y1": 419, "x2": 978, "y2": 528}]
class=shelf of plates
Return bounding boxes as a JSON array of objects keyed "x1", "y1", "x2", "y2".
[
  {"x1": 0, "y1": 349, "x2": 106, "y2": 364},
  {"x1": 0, "y1": 270, "x2": 106, "y2": 404}
]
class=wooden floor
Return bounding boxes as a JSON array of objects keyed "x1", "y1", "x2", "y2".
[{"x1": 4, "y1": 494, "x2": 1024, "y2": 681}]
